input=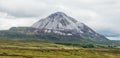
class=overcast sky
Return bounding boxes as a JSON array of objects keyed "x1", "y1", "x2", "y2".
[{"x1": 0, "y1": 0, "x2": 120, "y2": 40}]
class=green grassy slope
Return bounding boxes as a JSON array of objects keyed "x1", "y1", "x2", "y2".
[
  {"x1": 0, "y1": 39, "x2": 77, "y2": 49},
  {"x1": 0, "y1": 29, "x2": 119, "y2": 45}
]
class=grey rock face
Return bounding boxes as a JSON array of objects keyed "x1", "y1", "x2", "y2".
[{"x1": 31, "y1": 12, "x2": 107, "y2": 39}]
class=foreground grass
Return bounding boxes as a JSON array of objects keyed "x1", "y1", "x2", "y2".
[
  {"x1": 0, "y1": 39, "x2": 119, "y2": 58},
  {"x1": 0, "y1": 48, "x2": 119, "y2": 58}
]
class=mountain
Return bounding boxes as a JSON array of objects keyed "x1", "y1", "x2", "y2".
[
  {"x1": 31, "y1": 12, "x2": 108, "y2": 41},
  {"x1": 0, "y1": 12, "x2": 115, "y2": 45}
]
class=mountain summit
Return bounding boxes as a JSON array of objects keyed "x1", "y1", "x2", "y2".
[
  {"x1": 32, "y1": 12, "x2": 80, "y2": 31},
  {"x1": 31, "y1": 12, "x2": 107, "y2": 40}
]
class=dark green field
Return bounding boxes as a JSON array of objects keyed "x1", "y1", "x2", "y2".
[{"x1": 0, "y1": 39, "x2": 119, "y2": 58}]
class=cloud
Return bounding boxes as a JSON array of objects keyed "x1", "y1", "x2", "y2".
[
  {"x1": 0, "y1": 0, "x2": 52, "y2": 17},
  {"x1": 0, "y1": 0, "x2": 120, "y2": 40},
  {"x1": 0, "y1": 12, "x2": 37, "y2": 30},
  {"x1": 107, "y1": 37, "x2": 120, "y2": 40},
  {"x1": 0, "y1": 18, "x2": 37, "y2": 30}
]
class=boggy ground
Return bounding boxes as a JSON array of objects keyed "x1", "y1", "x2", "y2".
[{"x1": 0, "y1": 39, "x2": 119, "y2": 58}]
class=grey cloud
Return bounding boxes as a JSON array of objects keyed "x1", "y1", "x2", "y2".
[{"x1": 0, "y1": 0, "x2": 52, "y2": 17}]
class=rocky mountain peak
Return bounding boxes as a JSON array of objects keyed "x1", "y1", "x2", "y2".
[
  {"x1": 47, "y1": 12, "x2": 66, "y2": 20},
  {"x1": 31, "y1": 12, "x2": 106, "y2": 39},
  {"x1": 49, "y1": 12, "x2": 67, "y2": 17}
]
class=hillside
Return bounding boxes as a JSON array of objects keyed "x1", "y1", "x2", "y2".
[{"x1": 0, "y1": 28, "x2": 118, "y2": 45}]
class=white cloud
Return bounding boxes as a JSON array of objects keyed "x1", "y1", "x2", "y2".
[
  {"x1": 0, "y1": 12, "x2": 37, "y2": 30},
  {"x1": 0, "y1": 17, "x2": 37, "y2": 30},
  {"x1": 107, "y1": 37, "x2": 120, "y2": 40}
]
